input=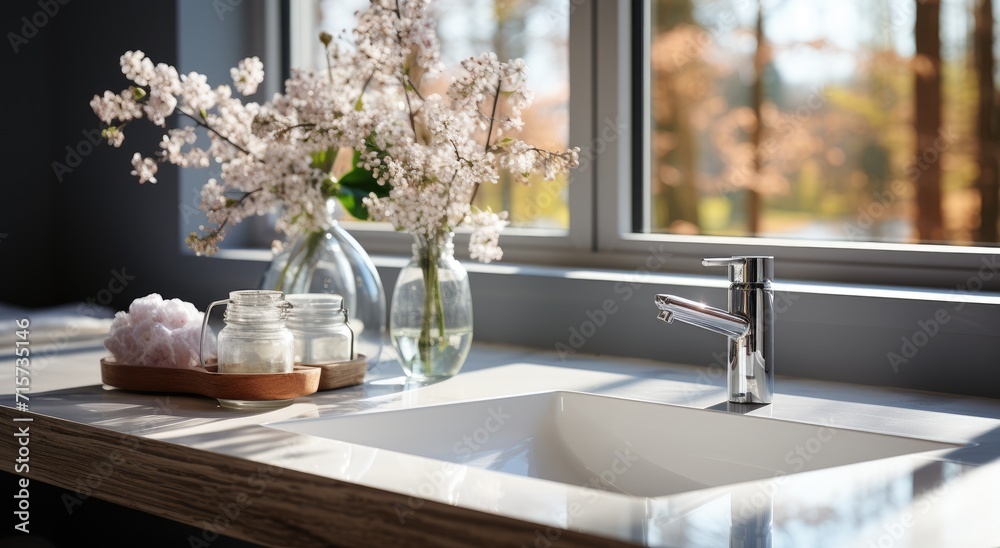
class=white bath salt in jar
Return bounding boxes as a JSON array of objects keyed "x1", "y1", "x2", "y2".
[
  {"x1": 208, "y1": 290, "x2": 295, "y2": 375},
  {"x1": 200, "y1": 290, "x2": 296, "y2": 409},
  {"x1": 285, "y1": 294, "x2": 355, "y2": 365}
]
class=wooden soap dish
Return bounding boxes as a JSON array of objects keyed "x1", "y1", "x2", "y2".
[
  {"x1": 302, "y1": 354, "x2": 368, "y2": 391},
  {"x1": 100, "y1": 358, "x2": 321, "y2": 401},
  {"x1": 100, "y1": 354, "x2": 367, "y2": 402}
]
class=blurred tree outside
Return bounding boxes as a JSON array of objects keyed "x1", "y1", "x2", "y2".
[
  {"x1": 459, "y1": 0, "x2": 571, "y2": 230},
  {"x1": 975, "y1": 0, "x2": 999, "y2": 242},
  {"x1": 649, "y1": 0, "x2": 1000, "y2": 245}
]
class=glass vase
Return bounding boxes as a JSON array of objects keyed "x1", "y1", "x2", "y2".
[
  {"x1": 260, "y1": 200, "x2": 386, "y2": 366},
  {"x1": 390, "y1": 233, "x2": 473, "y2": 380}
]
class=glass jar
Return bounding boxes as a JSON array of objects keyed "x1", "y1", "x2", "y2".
[
  {"x1": 260, "y1": 199, "x2": 386, "y2": 369},
  {"x1": 285, "y1": 294, "x2": 354, "y2": 365},
  {"x1": 202, "y1": 290, "x2": 295, "y2": 409}
]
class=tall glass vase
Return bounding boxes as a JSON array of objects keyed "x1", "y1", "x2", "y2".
[
  {"x1": 260, "y1": 200, "x2": 386, "y2": 366},
  {"x1": 390, "y1": 233, "x2": 473, "y2": 380}
]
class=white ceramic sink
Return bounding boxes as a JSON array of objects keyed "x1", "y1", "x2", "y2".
[{"x1": 268, "y1": 391, "x2": 960, "y2": 497}]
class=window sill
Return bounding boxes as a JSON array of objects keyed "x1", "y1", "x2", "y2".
[{"x1": 211, "y1": 246, "x2": 1000, "y2": 398}]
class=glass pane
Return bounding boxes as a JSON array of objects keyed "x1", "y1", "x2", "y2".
[
  {"x1": 647, "y1": 0, "x2": 1000, "y2": 245},
  {"x1": 310, "y1": 0, "x2": 571, "y2": 230}
]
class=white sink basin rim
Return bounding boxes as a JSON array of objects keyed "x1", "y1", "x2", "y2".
[{"x1": 268, "y1": 391, "x2": 960, "y2": 498}]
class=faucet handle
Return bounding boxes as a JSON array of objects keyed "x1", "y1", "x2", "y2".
[{"x1": 702, "y1": 256, "x2": 773, "y2": 284}]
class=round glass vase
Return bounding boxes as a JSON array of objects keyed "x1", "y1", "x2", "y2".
[
  {"x1": 390, "y1": 233, "x2": 473, "y2": 380},
  {"x1": 260, "y1": 200, "x2": 386, "y2": 367}
]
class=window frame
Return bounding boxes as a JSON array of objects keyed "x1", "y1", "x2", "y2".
[
  {"x1": 594, "y1": 0, "x2": 1000, "y2": 291},
  {"x1": 285, "y1": 0, "x2": 999, "y2": 291}
]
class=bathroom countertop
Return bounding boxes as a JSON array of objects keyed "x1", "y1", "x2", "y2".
[{"x1": 2, "y1": 337, "x2": 1000, "y2": 547}]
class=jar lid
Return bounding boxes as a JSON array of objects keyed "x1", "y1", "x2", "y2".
[
  {"x1": 220, "y1": 290, "x2": 291, "y2": 323},
  {"x1": 229, "y1": 289, "x2": 286, "y2": 306},
  {"x1": 285, "y1": 294, "x2": 345, "y2": 320}
]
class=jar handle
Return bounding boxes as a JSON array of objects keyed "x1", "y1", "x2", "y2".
[
  {"x1": 343, "y1": 307, "x2": 355, "y2": 359},
  {"x1": 199, "y1": 299, "x2": 229, "y2": 368}
]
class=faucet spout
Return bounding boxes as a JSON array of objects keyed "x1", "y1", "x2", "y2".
[{"x1": 655, "y1": 294, "x2": 749, "y2": 339}]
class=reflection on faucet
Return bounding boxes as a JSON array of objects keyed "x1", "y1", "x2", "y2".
[
  {"x1": 655, "y1": 295, "x2": 750, "y2": 340},
  {"x1": 655, "y1": 257, "x2": 775, "y2": 404},
  {"x1": 730, "y1": 484, "x2": 774, "y2": 548},
  {"x1": 645, "y1": 481, "x2": 773, "y2": 547}
]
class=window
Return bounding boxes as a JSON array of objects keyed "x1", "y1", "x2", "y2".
[
  {"x1": 282, "y1": 0, "x2": 999, "y2": 290},
  {"x1": 177, "y1": 1, "x2": 997, "y2": 395},
  {"x1": 643, "y1": 0, "x2": 1000, "y2": 247},
  {"x1": 592, "y1": 0, "x2": 1000, "y2": 290},
  {"x1": 292, "y1": 0, "x2": 572, "y2": 231}
]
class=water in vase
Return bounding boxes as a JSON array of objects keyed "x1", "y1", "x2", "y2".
[{"x1": 392, "y1": 327, "x2": 473, "y2": 380}]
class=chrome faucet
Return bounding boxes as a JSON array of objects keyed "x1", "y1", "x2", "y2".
[{"x1": 655, "y1": 256, "x2": 774, "y2": 404}]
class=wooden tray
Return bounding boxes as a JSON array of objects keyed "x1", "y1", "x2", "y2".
[
  {"x1": 303, "y1": 354, "x2": 368, "y2": 391},
  {"x1": 100, "y1": 358, "x2": 321, "y2": 401}
]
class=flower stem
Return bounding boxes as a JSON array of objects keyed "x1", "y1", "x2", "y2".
[
  {"x1": 418, "y1": 244, "x2": 435, "y2": 375},
  {"x1": 417, "y1": 238, "x2": 447, "y2": 377},
  {"x1": 469, "y1": 74, "x2": 504, "y2": 204},
  {"x1": 275, "y1": 231, "x2": 322, "y2": 292},
  {"x1": 176, "y1": 108, "x2": 252, "y2": 157}
]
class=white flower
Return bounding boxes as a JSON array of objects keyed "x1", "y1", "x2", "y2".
[
  {"x1": 130, "y1": 153, "x2": 158, "y2": 184},
  {"x1": 180, "y1": 72, "x2": 216, "y2": 113},
  {"x1": 90, "y1": 90, "x2": 142, "y2": 125},
  {"x1": 160, "y1": 126, "x2": 208, "y2": 168},
  {"x1": 103, "y1": 127, "x2": 125, "y2": 148},
  {"x1": 231, "y1": 56, "x2": 264, "y2": 95},
  {"x1": 92, "y1": 1, "x2": 577, "y2": 259},
  {"x1": 120, "y1": 50, "x2": 155, "y2": 86},
  {"x1": 467, "y1": 209, "x2": 508, "y2": 263}
]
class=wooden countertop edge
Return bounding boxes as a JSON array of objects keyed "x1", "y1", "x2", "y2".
[{"x1": 0, "y1": 407, "x2": 628, "y2": 547}]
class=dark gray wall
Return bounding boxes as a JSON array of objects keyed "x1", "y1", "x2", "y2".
[{"x1": 0, "y1": 0, "x2": 269, "y2": 311}]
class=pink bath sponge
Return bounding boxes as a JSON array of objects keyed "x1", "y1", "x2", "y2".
[{"x1": 105, "y1": 294, "x2": 217, "y2": 368}]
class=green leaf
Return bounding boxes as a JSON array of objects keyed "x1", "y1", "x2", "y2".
[
  {"x1": 336, "y1": 150, "x2": 389, "y2": 220},
  {"x1": 199, "y1": 108, "x2": 208, "y2": 121},
  {"x1": 354, "y1": 96, "x2": 364, "y2": 112},
  {"x1": 320, "y1": 176, "x2": 338, "y2": 198},
  {"x1": 310, "y1": 147, "x2": 338, "y2": 174},
  {"x1": 335, "y1": 190, "x2": 369, "y2": 221}
]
